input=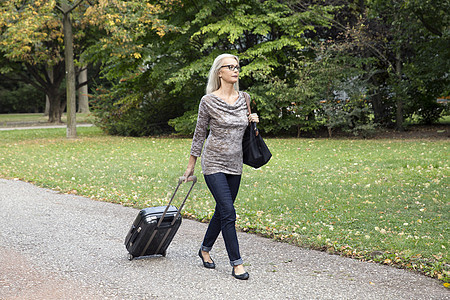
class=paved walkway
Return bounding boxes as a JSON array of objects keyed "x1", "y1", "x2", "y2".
[{"x1": 0, "y1": 179, "x2": 448, "y2": 299}]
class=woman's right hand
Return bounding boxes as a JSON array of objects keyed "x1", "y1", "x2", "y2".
[
  {"x1": 248, "y1": 113, "x2": 259, "y2": 123},
  {"x1": 183, "y1": 167, "x2": 194, "y2": 182},
  {"x1": 183, "y1": 155, "x2": 197, "y2": 182}
]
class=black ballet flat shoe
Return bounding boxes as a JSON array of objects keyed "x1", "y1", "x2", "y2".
[
  {"x1": 232, "y1": 269, "x2": 249, "y2": 280},
  {"x1": 198, "y1": 249, "x2": 215, "y2": 269}
]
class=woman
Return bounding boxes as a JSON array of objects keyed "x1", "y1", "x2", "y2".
[{"x1": 183, "y1": 54, "x2": 259, "y2": 280}]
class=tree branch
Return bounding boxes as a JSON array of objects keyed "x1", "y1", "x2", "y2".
[
  {"x1": 16, "y1": 72, "x2": 47, "y2": 93},
  {"x1": 67, "y1": 0, "x2": 85, "y2": 14},
  {"x1": 289, "y1": 1, "x2": 395, "y2": 70},
  {"x1": 25, "y1": 63, "x2": 49, "y2": 89},
  {"x1": 55, "y1": 0, "x2": 84, "y2": 14},
  {"x1": 55, "y1": 5, "x2": 64, "y2": 13},
  {"x1": 188, "y1": 0, "x2": 200, "y2": 13},
  {"x1": 76, "y1": 64, "x2": 101, "y2": 90},
  {"x1": 52, "y1": 62, "x2": 66, "y2": 86},
  {"x1": 415, "y1": 12, "x2": 442, "y2": 37}
]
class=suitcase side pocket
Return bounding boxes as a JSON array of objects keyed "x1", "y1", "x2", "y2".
[
  {"x1": 125, "y1": 223, "x2": 144, "y2": 247},
  {"x1": 129, "y1": 225, "x2": 142, "y2": 246},
  {"x1": 124, "y1": 224, "x2": 135, "y2": 246}
]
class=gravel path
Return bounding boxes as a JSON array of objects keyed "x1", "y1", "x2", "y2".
[{"x1": 0, "y1": 179, "x2": 448, "y2": 299}]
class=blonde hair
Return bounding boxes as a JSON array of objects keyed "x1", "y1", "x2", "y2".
[{"x1": 206, "y1": 54, "x2": 240, "y2": 94}]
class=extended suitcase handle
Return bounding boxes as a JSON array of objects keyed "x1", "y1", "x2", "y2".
[
  {"x1": 179, "y1": 175, "x2": 197, "y2": 184},
  {"x1": 159, "y1": 175, "x2": 197, "y2": 227},
  {"x1": 140, "y1": 175, "x2": 197, "y2": 256}
]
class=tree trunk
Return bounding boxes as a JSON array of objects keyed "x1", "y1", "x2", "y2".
[
  {"x1": 370, "y1": 76, "x2": 386, "y2": 125},
  {"x1": 60, "y1": 97, "x2": 67, "y2": 118},
  {"x1": 43, "y1": 67, "x2": 53, "y2": 116},
  {"x1": 47, "y1": 86, "x2": 63, "y2": 123},
  {"x1": 371, "y1": 91, "x2": 384, "y2": 124},
  {"x1": 23, "y1": 61, "x2": 65, "y2": 122},
  {"x1": 77, "y1": 66, "x2": 89, "y2": 113},
  {"x1": 62, "y1": 4, "x2": 77, "y2": 139},
  {"x1": 44, "y1": 96, "x2": 50, "y2": 116},
  {"x1": 395, "y1": 51, "x2": 404, "y2": 131}
]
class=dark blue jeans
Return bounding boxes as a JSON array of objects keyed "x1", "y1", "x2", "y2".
[{"x1": 201, "y1": 172, "x2": 243, "y2": 266}]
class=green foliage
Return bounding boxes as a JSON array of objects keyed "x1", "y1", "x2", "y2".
[
  {"x1": 2, "y1": 0, "x2": 448, "y2": 135},
  {"x1": 0, "y1": 79, "x2": 45, "y2": 113},
  {"x1": 91, "y1": 0, "x2": 336, "y2": 136},
  {"x1": 321, "y1": 99, "x2": 377, "y2": 138},
  {"x1": 90, "y1": 70, "x2": 186, "y2": 136},
  {"x1": 361, "y1": 0, "x2": 450, "y2": 128},
  {"x1": 401, "y1": 30, "x2": 450, "y2": 124},
  {"x1": 167, "y1": 110, "x2": 198, "y2": 136},
  {"x1": 304, "y1": 39, "x2": 377, "y2": 137},
  {"x1": 0, "y1": 0, "x2": 61, "y2": 64},
  {"x1": 251, "y1": 37, "x2": 378, "y2": 137},
  {"x1": 406, "y1": 96, "x2": 446, "y2": 125},
  {"x1": 0, "y1": 0, "x2": 171, "y2": 123}
]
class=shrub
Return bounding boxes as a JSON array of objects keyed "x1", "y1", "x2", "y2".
[
  {"x1": 0, "y1": 81, "x2": 45, "y2": 113},
  {"x1": 321, "y1": 98, "x2": 377, "y2": 138},
  {"x1": 416, "y1": 99, "x2": 445, "y2": 125},
  {"x1": 168, "y1": 110, "x2": 198, "y2": 136}
]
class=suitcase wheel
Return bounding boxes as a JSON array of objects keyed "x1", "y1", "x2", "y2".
[
  {"x1": 162, "y1": 250, "x2": 167, "y2": 257},
  {"x1": 128, "y1": 253, "x2": 134, "y2": 261}
]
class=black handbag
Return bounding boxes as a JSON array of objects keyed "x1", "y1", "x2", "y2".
[{"x1": 242, "y1": 93, "x2": 272, "y2": 168}]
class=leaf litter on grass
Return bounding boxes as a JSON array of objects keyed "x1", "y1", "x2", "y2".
[{"x1": 0, "y1": 129, "x2": 448, "y2": 282}]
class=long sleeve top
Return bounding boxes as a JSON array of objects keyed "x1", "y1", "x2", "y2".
[{"x1": 190, "y1": 91, "x2": 249, "y2": 175}]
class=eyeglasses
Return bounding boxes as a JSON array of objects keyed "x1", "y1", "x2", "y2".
[{"x1": 220, "y1": 64, "x2": 240, "y2": 72}]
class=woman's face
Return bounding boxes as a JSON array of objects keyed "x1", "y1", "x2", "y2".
[{"x1": 218, "y1": 57, "x2": 239, "y2": 85}]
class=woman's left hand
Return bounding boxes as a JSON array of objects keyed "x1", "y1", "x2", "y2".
[{"x1": 248, "y1": 113, "x2": 259, "y2": 123}]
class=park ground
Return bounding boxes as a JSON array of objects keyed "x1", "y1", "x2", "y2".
[
  {"x1": 0, "y1": 112, "x2": 449, "y2": 140},
  {"x1": 1, "y1": 179, "x2": 449, "y2": 299},
  {"x1": 0, "y1": 113, "x2": 449, "y2": 292}
]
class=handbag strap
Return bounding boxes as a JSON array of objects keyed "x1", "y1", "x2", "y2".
[
  {"x1": 243, "y1": 92, "x2": 251, "y2": 115},
  {"x1": 243, "y1": 92, "x2": 259, "y2": 136}
]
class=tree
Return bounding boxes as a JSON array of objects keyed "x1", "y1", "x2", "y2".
[
  {"x1": 0, "y1": 1, "x2": 67, "y2": 122},
  {"x1": 353, "y1": 0, "x2": 450, "y2": 129},
  {"x1": 57, "y1": 0, "x2": 85, "y2": 138},
  {"x1": 399, "y1": 0, "x2": 450, "y2": 124},
  {"x1": 0, "y1": 0, "x2": 169, "y2": 134},
  {"x1": 291, "y1": 0, "x2": 449, "y2": 130},
  {"x1": 77, "y1": 65, "x2": 89, "y2": 113},
  {"x1": 90, "y1": 0, "x2": 335, "y2": 136}
]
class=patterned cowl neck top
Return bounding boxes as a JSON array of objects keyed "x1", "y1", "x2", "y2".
[{"x1": 190, "y1": 91, "x2": 249, "y2": 175}]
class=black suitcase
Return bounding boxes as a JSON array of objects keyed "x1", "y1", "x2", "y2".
[{"x1": 124, "y1": 176, "x2": 197, "y2": 260}]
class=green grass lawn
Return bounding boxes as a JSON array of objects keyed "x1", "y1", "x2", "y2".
[
  {"x1": 0, "y1": 127, "x2": 448, "y2": 282},
  {"x1": 0, "y1": 113, "x2": 94, "y2": 126}
]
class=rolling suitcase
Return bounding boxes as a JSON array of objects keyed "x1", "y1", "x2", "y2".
[{"x1": 124, "y1": 176, "x2": 197, "y2": 260}]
